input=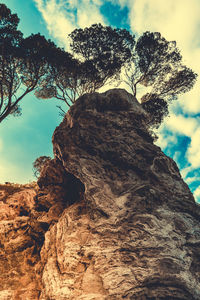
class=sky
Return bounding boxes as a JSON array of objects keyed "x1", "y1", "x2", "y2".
[{"x1": 0, "y1": 0, "x2": 200, "y2": 202}]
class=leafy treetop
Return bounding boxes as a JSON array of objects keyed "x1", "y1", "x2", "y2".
[
  {"x1": 35, "y1": 23, "x2": 135, "y2": 113},
  {"x1": 124, "y1": 31, "x2": 197, "y2": 127},
  {"x1": 0, "y1": 3, "x2": 62, "y2": 123},
  {"x1": 0, "y1": 4, "x2": 197, "y2": 129},
  {"x1": 69, "y1": 23, "x2": 134, "y2": 82},
  {"x1": 33, "y1": 156, "x2": 52, "y2": 178},
  {"x1": 38, "y1": 25, "x2": 197, "y2": 126}
]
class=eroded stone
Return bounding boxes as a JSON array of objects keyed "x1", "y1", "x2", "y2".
[{"x1": 1, "y1": 89, "x2": 200, "y2": 299}]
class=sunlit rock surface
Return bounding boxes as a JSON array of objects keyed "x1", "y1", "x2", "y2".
[
  {"x1": 0, "y1": 183, "x2": 40, "y2": 299},
  {"x1": 0, "y1": 89, "x2": 200, "y2": 299}
]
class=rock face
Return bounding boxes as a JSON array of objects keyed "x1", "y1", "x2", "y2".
[
  {"x1": 0, "y1": 88, "x2": 200, "y2": 299},
  {"x1": 0, "y1": 183, "x2": 41, "y2": 299}
]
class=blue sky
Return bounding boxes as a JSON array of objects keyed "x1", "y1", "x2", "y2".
[{"x1": 0, "y1": 0, "x2": 200, "y2": 202}]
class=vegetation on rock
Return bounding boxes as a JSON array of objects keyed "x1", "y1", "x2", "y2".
[
  {"x1": 0, "y1": 3, "x2": 197, "y2": 128},
  {"x1": 33, "y1": 156, "x2": 52, "y2": 178},
  {"x1": 124, "y1": 31, "x2": 197, "y2": 127}
]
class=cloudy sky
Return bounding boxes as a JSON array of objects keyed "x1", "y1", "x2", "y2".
[{"x1": 0, "y1": 0, "x2": 200, "y2": 202}]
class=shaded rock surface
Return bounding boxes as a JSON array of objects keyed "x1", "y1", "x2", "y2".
[{"x1": 0, "y1": 89, "x2": 200, "y2": 299}]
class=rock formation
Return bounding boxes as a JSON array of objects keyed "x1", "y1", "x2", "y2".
[
  {"x1": 0, "y1": 88, "x2": 200, "y2": 299},
  {"x1": 0, "y1": 183, "x2": 40, "y2": 299}
]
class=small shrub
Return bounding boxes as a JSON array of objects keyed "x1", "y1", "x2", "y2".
[{"x1": 33, "y1": 156, "x2": 52, "y2": 178}]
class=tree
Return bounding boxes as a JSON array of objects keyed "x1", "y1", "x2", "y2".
[
  {"x1": 141, "y1": 96, "x2": 169, "y2": 129},
  {"x1": 33, "y1": 156, "x2": 52, "y2": 178},
  {"x1": 34, "y1": 47, "x2": 80, "y2": 110},
  {"x1": 69, "y1": 23, "x2": 135, "y2": 86},
  {"x1": 0, "y1": 5, "x2": 196, "y2": 126},
  {"x1": 35, "y1": 26, "x2": 196, "y2": 125},
  {"x1": 35, "y1": 24, "x2": 135, "y2": 112},
  {"x1": 0, "y1": 4, "x2": 23, "y2": 123},
  {"x1": 124, "y1": 31, "x2": 197, "y2": 127},
  {"x1": 0, "y1": 4, "x2": 63, "y2": 123}
]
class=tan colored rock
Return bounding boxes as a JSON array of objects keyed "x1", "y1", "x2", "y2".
[
  {"x1": 0, "y1": 184, "x2": 41, "y2": 299},
  {"x1": 0, "y1": 89, "x2": 200, "y2": 299},
  {"x1": 37, "y1": 89, "x2": 200, "y2": 299}
]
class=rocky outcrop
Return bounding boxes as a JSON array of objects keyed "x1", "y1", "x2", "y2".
[
  {"x1": 0, "y1": 89, "x2": 200, "y2": 299},
  {"x1": 0, "y1": 183, "x2": 41, "y2": 299}
]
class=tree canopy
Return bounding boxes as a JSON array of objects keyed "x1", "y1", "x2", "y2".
[
  {"x1": 69, "y1": 23, "x2": 134, "y2": 85},
  {"x1": 33, "y1": 155, "x2": 52, "y2": 178},
  {"x1": 0, "y1": 4, "x2": 60, "y2": 123},
  {"x1": 0, "y1": 3, "x2": 197, "y2": 128},
  {"x1": 124, "y1": 31, "x2": 197, "y2": 127},
  {"x1": 35, "y1": 23, "x2": 135, "y2": 112},
  {"x1": 37, "y1": 25, "x2": 197, "y2": 126}
]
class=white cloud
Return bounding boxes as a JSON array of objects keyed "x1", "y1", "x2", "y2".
[
  {"x1": 186, "y1": 128, "x2": 200, "y2": 168},
  {"x1": 193, "y1": 186, "x2": 200, "y2": 202},
  {"x1": 76, "y1": 1, "x2": 105, "y2": 28},
  {"x1": 155, "y1": 129, "x2": 177, "y2": 150},
  {"x1": 165, "y1": 116, "x2": 200, "y2": 169},
  {"x1": 33, "y1": 0, "x2": 106, "y2": 49},
  {"x1": 164, "y1": 114, "x2": 198, "y2": 137},
  {"x1": 180, "y1": 84, "x2": 200, "y2": 114},
  {"x1": 158, "y1": 114, "x2": 200, "y2": 169},
  {"x1": 128, "y1": 0, "x2": 200, "y2": 48},
  {"x1": 173, "y1": 151, "x2": 181, "y2": 163},
  {"x1": 155, "y1": 112, "x2": 200, "y2": 189},
  {"x1": 33, "y1": 0, "x2": 76, "y2": 48},
  {"x1": 180, "y1": 165, "x2": 194, "y2": 179},
  {"x1": 184, "y1": 176, "x2": 198, "y2": 184}
]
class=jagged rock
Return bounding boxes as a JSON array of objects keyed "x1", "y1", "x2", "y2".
[
  {"x1": 0, "y1": 89, "x2": 200, "y2": 299},
  {"x1": 39, "y1": 89, "x2": 200, "y2": 299},
  {"x1": 0, "y1": 183, "x2": 41, "y2": 299}
]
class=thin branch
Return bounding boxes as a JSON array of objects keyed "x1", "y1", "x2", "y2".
[{"x1": 56, "y1": 105, "x2": 66, "y2": 116}]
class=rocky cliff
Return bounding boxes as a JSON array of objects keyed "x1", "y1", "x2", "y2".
[{"x1": 0, "y1": 89, "x2": 200, "y2": 299}]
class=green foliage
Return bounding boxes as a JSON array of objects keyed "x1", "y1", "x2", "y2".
[
  {"x1": 33, "y1": 156, "x2": 52, "y2": 178},
  {"x1": 141, "y1": 95, "x2": 169, "y2": 129},
  {"x1": 36, "y1": 25, "x2": 196, "y2": 127},
  {"x1": 69, "y1": 23, "x2": 135, "y2": 84},
  {"x1": 0, "y1": 4, "x2": 63, "y2": 123},
  {"x1": 125, "y1": 31, "x2": 197, "y2": 127},
  {"x1": 0, "y1": 4, "x2": 197, "y2": 128},
  {"x1": 35, "y1": 24, "x2": 135, "y2": 111},
  {"x1": 0, "y1": 4, "x2": 23, "y2": 122},
  {"x1": 35, "y1": 47, "x2": 79, "y2": 107}
]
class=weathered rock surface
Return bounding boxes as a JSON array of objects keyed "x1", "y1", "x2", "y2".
[
  {"x1": 0, "y1": 183, "x2": 41, "y2": 299},
  {"x1": 0, "y1": 89, "x2": 200, "y2": 299}
]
